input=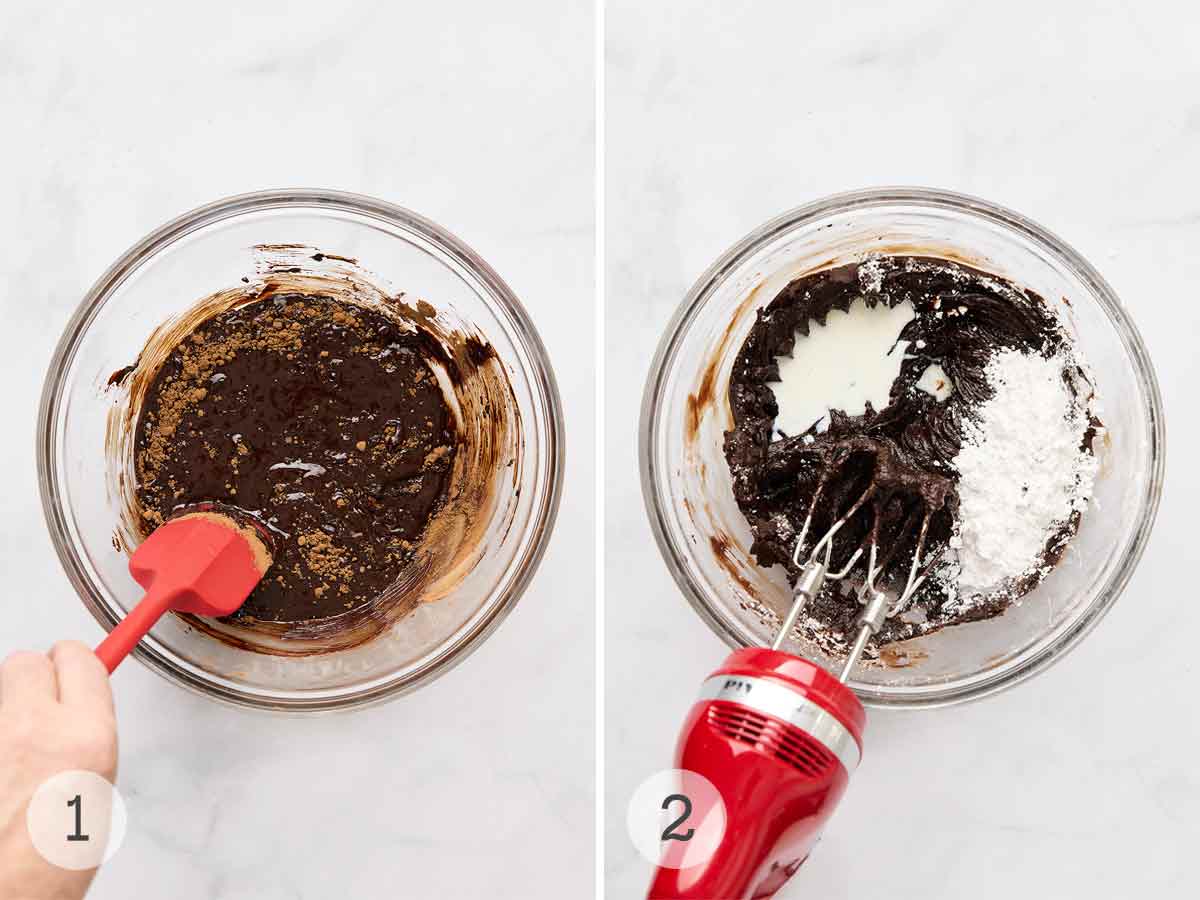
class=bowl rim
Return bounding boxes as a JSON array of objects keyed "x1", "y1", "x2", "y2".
[
  {"x1": 37, "y1": 188, "x2": 565, "y2": 712},
  {"x1": 639, "y1": 185, "x2": 1166, "y2": 709}
]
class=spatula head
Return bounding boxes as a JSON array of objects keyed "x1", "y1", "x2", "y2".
[{"x1": 129, "y1": 511, "x2": 273, "y2": 616}]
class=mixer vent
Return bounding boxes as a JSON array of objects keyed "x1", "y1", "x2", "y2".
[{"x1": 707, "y1": 702, "x2": 836, "y2": 778}]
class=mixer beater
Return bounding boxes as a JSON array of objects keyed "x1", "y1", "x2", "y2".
[{"x1": 772, "y1": 439, "x2": 953, "y2": 680}]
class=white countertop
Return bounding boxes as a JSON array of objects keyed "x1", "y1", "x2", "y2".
[
  {"x1": 6, "y1": 0, "x2": 1198, "y2": 896},
  {"x1": 605, "y1": 1, "x2": 1195, "y2": 897},
  {"x1": 0, "y1": 2, "x2": 593, "y2": 898}
]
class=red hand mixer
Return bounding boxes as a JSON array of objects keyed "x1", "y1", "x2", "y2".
[{"x1": 648, "y1": 443, "x2": 951, "y2": 899}]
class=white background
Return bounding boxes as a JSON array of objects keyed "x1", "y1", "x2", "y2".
[
  {"x1": 606, "y1": 1, "x2": 1195, "y2": 898},
  {"x1": 0, "y1": 2, "x2": 593, "y2": 898},
  {"x1": 6, "y1": 1, "x2": 1200, "y2": 897}
]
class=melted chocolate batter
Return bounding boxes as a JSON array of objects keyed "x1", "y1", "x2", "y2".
[
  {"x1": 725, "y1": 256, "x2": 1094, "y2": 646},
  {"x1": 134, "y1": 294, "x2": 455, "y2": 624}
]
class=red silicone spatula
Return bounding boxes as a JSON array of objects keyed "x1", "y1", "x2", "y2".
[{"x1": 95, "y1": 510, "x2": 273, "y2": 673}]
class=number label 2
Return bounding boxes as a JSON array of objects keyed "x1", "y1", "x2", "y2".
[{"x1": 660, "y1": 793, "x2": 695, "y2": 843}]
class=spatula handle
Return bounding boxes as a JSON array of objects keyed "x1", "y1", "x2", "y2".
[{"x1": 94, "y1": 585, "x2": 176, "y2": 673}]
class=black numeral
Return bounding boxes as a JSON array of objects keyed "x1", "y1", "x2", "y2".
[
  {"x1": 660, "y1": 793, "x2": 695, "y2": 843},
  {"x1": 66, "y1": 794, "x2": 90, "y2": 842}
]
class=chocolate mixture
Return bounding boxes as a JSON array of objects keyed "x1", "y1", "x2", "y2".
[
  {"x1": 725, "y1": 256, "x2": 1095, "y2": 646},
  {"x1": 134, "y1": 294, "x2": 456, "y2": 624}
]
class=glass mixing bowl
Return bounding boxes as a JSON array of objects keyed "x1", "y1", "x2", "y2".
[
  {"x1": 641, "y1": 187, "x2": 1164, "y2": 708},
  {"x1": 39, "y1": 189, "x2": 563, "y2": 712}
]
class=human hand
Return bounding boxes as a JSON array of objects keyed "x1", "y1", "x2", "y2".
[{"x1": 0, "y1": 642, "x2": 117, "y2": 900}]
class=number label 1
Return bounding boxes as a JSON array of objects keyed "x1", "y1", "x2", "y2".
[{"x1": 66, "y1": 794, "x2": 90, "y2": 842}]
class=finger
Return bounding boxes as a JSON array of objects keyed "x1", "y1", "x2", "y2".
[
  {"x1": 0, "y1": 650, "x2": 59, "y2": 707},
  {"x1": 50, "y1": 641, "x2": 114, "y2": 714}
]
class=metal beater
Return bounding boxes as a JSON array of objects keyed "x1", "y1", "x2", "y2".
[{"x1": 769, "y1": 442, "x2": 950, "y2": 680}]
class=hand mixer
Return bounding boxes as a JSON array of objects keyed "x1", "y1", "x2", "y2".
[{"x1": 647, "y1": 441, "x2": 951, "y2": 899}]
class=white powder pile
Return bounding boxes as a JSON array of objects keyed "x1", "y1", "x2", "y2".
[{"x1": 947, "y1": 348, "x2": 1098, "y2": 606}]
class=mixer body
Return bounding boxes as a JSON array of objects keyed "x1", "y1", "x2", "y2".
[{"x1": 648, "y1": 649, "x2": 865, "y2": 900}]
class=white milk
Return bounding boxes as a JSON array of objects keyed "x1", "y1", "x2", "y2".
[
  {"x1": 915, "y1": 362, "x2": 955, "y2": 402},
  {"x1": 770, "y1": 298, "x2": 914, "y2": 439}
]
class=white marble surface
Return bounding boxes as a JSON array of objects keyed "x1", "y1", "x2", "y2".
[
  {"x1": 606, "y1": 1, "x2": 1195, "y2": 897},
  {"x1": 0, "y1": 2, "x2": 593, "y2": 898}
]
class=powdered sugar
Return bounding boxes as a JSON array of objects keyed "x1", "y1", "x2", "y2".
[
  {"x1": 945, "y1": 348, "x2": 1097, "y2": 608},
  {"x1": 858, "y1": 256, "x2": 885, "y2": 294}
]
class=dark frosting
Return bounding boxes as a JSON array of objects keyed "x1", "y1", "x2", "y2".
[
  {"x1": 134, "y1": 294, "x2": 455, "y2": 625},
  {"x1": 724, "y1": 256, "x2": 1095, "y2": 647}
]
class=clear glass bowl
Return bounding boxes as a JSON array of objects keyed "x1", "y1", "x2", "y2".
[
  {"x1": 39, "y1": 189, "x2": 564, "y2": 712},
  {"x1": 640, "y1": 187, "x2": 1164, "y2": 708}
]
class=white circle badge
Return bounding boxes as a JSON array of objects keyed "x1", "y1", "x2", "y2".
[
  {"x1": 26, "y1": 770, "x2": 127, "y2": 870},
  {"x1": 626, "y1": 768, "x2": 726, "y2": 870}
]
